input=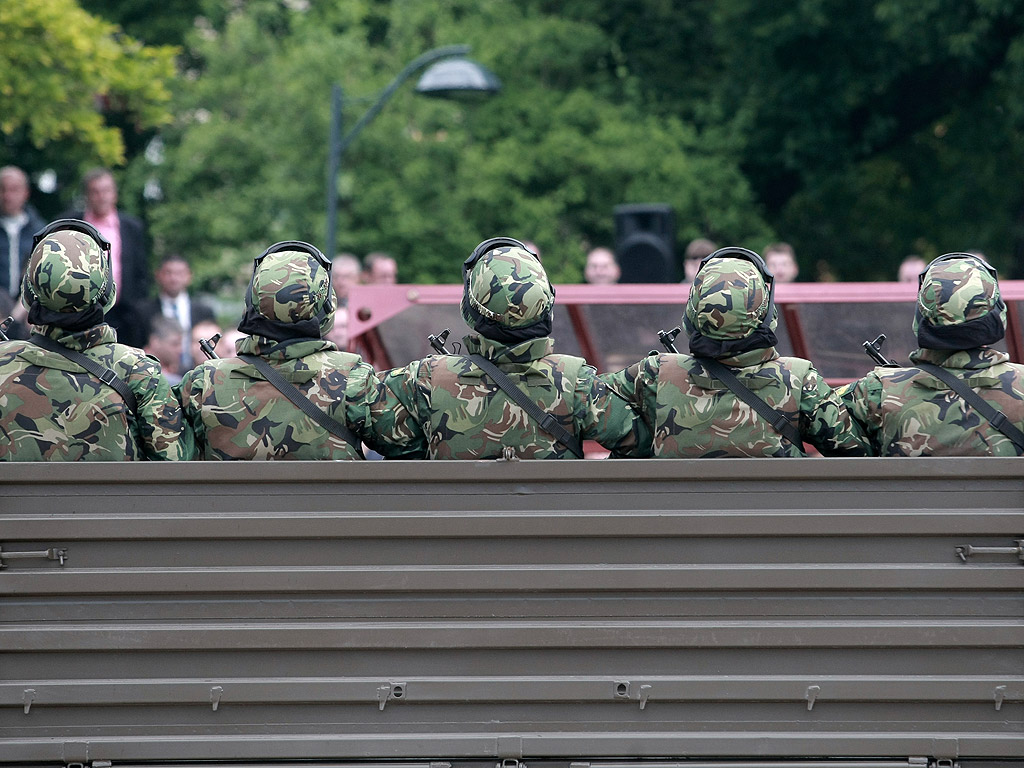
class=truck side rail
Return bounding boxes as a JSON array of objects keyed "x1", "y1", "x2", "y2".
[{"x1": 1, "y1": 458, "x2": 1022, "y2": 766}]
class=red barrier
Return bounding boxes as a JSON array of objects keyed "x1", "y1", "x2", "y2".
[{"x1": 349, "y1": 281, "x2": 1024, "y2": 382}]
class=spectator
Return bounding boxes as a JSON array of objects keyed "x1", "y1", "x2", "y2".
[
  {"x1": 326, "y1": 304, "x2": 349, "y2": 351},
  {"x1": 816, "y1": 259, "x2": 838, "y2": 283},
  {"x1": 897, "y1": 255, "x2": 927, "y2": 283},
  {"x1": 219, "y1": 328, "x2": 247, "y2": 357},
  {"x1": 683, "y1": 238, "x2": 717, "y2": 282},
  {"x1": 0, "y1": 166, "x2": 46, "y2": 338},
  {"x1": 331, "y1": 253, "x2": 362, "y2": 305},
  {"x1": 363, "y1": 251, "x2": 397, "y2": 284},
  {"x1": 584, "y1": 247, "x2": 621, "y2": 285},
  {"x1": 140, "y1": 254, "x2": 215, "y2": 369},
  {"x1": 764, "y1": 242, "x2": 799, "y2": 283},
  {"x1": 190, "y1": 319, "x2": 222, "y2": 371},
  {"x1": 69, "y1": 169, "x2": 150, "y2": 305},
  {"x1": 68, "y1": 168, "x2": 150, "y2": 346},
  {"x1": 0, "y1": 166, "x2": 46, "y2": 302},
  {"x1": 144, "y1": 315, "x2": 185, "y2": 386}
]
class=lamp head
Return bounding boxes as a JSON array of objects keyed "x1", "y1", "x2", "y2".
[{"x1": 415, "y1": 58, "x2": 502, "y2": 99}]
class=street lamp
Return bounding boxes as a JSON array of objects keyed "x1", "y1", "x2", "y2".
[{"x1": 325, "y1": 45, "x2": 501, "y2": 256}]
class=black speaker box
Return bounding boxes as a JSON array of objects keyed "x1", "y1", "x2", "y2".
[{"x1": 613, "y1": 203, "x2": 676, "y2": 283}]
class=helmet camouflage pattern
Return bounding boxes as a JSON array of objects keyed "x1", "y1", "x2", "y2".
[
  {"x1": 685, "y1": 256, "x2": 775, "y2": 341},
  {"x1": 915, "y1": 254, "x2": 1004, "y2": 332},
  {"x1": 251, "y1": 249, "x2": 335, "y2": 336},
  {"x1": 22, "y1": 228, "x2": 115, "y2": 314},
  {"x1": 462, "y1": 245, "x2": 554, "y2": 331}
]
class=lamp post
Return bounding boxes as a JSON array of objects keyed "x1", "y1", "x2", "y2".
[{"x1": 325, "y1": 45, "x2": 501, "y2": 256}]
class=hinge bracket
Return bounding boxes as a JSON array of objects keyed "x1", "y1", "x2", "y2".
[
  {"x1": 955, "y1": 539, "x2": 1023, "y2": 562},
  {"x1": 0, "y1": 545, "x2": 67, "y2": 568}
]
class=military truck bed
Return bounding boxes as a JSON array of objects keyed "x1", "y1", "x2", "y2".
[{"x1": 1, "y1": 459, "x2": 1021, "y2": 767}]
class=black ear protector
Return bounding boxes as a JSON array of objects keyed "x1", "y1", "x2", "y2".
[
  {"x1": 28, "y1": 218, "x2": 114, "y2": 308},
  {"x1": 32, "y1": 218, "x2": 111, "y2": 252},
  {"x1": 462, "y1": 236, "x2": 539, "y2": 283},
  {"x1": 919, "y1": 252, "x2": 999, "y2": 288},
  {"x1": 254, "y1": 240, "x2": 331, "y2": 271},
  {"x1": 244, "y1": 241, "x2": 335, "y2": 336},
  {"x1": 686, "y1": 246, "x2": 778, "y2": 357}
]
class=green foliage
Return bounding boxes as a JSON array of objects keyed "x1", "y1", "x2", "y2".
[
  {"x1": 0, "y1": 0, "x2": 177, "y2": 167},
  {"x1": 111, "y1": 0, "x2": 1024, "y2": 287},
  {"x1": 712, "y1": 0, "x2": 1024, "y2": 277},
  {"x1": 78, "y1": 0, "x2": 204, "y2": 47},
  {"x1": 146, "y1": 0, "x2": 770, "y2": 288}
]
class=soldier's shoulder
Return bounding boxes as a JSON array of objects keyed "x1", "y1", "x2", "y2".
[
  {"x1": 107, "y1": 343, "x2": 163, "y2": 374},
  {"x1": 0, "y1": 339, "x2": 33, "y2": 364},
  {"x1": 776, "y1": 355, "x2": 814, "y2": 369},
  {"x1": 180, "y1": 356, "x2": 243, "y2": 387},
  {"x1": 658, "y1": 352, "x2": 695, "y2": 369},
  {"x1": 313, "y1": 349, "x2": 370, "y2": 370}
]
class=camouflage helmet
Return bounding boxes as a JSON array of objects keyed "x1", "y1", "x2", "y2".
[
  {"x1": 22, "y1": 219, "x2": 115, "y2": 315},
  {"x1": 241, "y1": 241, "x2": 335, "y2": 339},
  {"x1": 684, "y1": 249, "x2": 778, "y2": 343},
  {"x1": 914, "y1": 253, "x2": 1005, "y2": 349},
  {"x1": 461, "y1": 237, "x2": 554, "y2": 343}
]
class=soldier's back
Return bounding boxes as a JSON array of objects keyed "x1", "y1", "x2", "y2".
[
  {"x1": 844, "y1": 351, "x2": 1024, "y2": 456},
  {"x1": 0, "y1": 337, "x2": 154, "y2": 461},
  {"x1": 180, "y1": 347, "x2": 372, "y2": 461},
  {"x1": 403, "y1": 346, "x2": 586, "y2": 460}
]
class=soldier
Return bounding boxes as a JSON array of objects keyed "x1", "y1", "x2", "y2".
[
  {"x1": 0, "y1": 219, "x2": 190, "y2": 461},
  {"x1": 842, "y1": 253, "x2": 1024, "y2": 456},
  {"x1": 380, "y1": 237, "x2": 645, "y2": 459},
  {"x1": 601, "y1": 247, "x2": 867, "y2": 457},
  {"x1": 179, "y1": 241, "x2": 418, "y2": 460}
]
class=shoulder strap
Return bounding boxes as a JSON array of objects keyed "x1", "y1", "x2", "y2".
[
  {"x1": 29, "y1": 333, "x2": 138, "y2": 417},
  {"x1": 915, "y1": 361, "x2": 1024, "y2": 452},
  {"x1": 466, "y1": 352, "x2": 585, "y2": 458},
  {"x1": 237, "y1": 353, "x2": 362, "y2": 454},
  {"x1": 696, "y1": 356, "x2": 803, "y2": 447}
]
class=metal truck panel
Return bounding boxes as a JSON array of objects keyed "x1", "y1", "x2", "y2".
[{"x1": 1, "y1": 458, "x2": 1021, "y2": 765}]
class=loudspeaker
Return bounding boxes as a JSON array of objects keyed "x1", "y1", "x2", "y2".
[{"x1": 614, "y1": 203, "x2": 675, "y2": 283}]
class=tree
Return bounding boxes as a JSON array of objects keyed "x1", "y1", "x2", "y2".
[
  {"x1": 144, "y1": 0, "x2": 771, "y2": 288},
  {"x1": 708, "y1": 0, "x2": 1024, "y2": 277},
  {"x1": 0, "y1": 0, "x2": 177, "y2": 168}
]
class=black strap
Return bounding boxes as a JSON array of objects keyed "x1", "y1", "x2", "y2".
[
  {"x1": 696, "y1": 356, "x2": 803, "y2": 447},
  {"x1": 466, "y1": 353, "x2": 585, "y2": 458},
  {"x1": 29, "y1": 333, "x2": 138, "y2": 417},
  {"x1": 915, "y1": 362, "x2": 1024, "y2": 452},
  {"x1": 237, "y1": 353, "x2": 362, "y2": 454}
]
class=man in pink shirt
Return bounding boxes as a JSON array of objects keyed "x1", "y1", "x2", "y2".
[{"x1": 69, "y1": 169, "x2": 150, "y2": 346}]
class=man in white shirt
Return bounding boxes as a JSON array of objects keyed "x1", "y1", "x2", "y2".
[
  {"x1": 141, "y1": 254, "x2": 215, "y2": 369},
  {"x1": 0, "y1": 166, "x2": 46, "y2": 318}
]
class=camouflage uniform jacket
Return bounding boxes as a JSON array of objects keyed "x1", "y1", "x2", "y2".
[
  {"x1": 601, "y1": 347, "x2": 867, "y2": 458},
  {"x1": 0, "y1": 323, "x2": 191, "y2": 461},
  {"x1": 841, "y1": 346, "x2": 1024, "y2": 456},
  {"x1": 179, "y1": 335, "x2": 419, "y2": 460},
  {"x1": 380, "y1": 334, "x2": 644, "y2": 459}
]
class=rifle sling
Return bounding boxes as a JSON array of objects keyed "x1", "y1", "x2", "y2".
[
  {"x1": 914, "y1": 361, "x2": 1024, "y2": 452},
  {"x1": 696, "y1": 356, "x2": 803, "y2": 447},
  {"x1": 237, "y1": 353, "x2": 362, "y2": 454},
  {"x1": 466, "y1": 352, "x2": 585, "y2": 458},
  {"x1": 29, "y1": 333, "x2": 138, "y2": 418}
]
